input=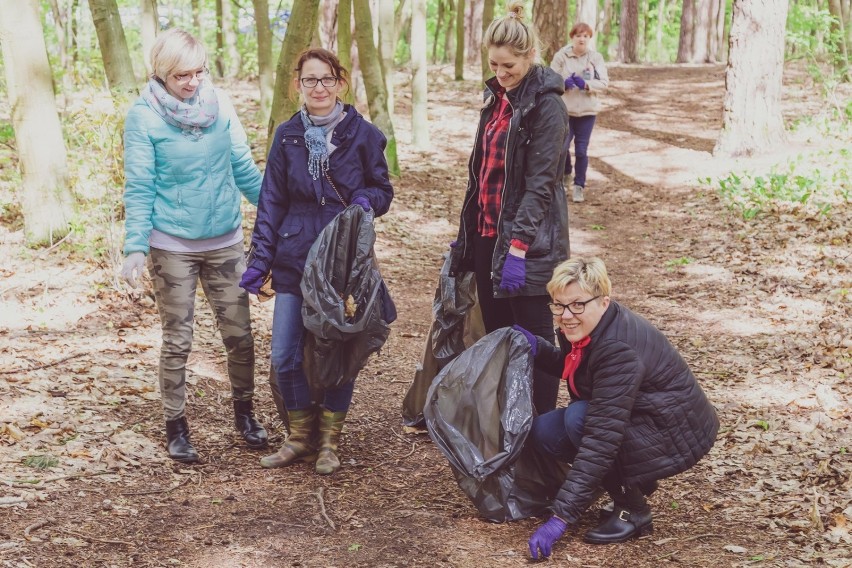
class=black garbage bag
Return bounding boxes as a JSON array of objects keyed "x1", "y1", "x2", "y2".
[
  {"x1": 301, "y1": 205, "x2": 397, "y2": 389},
  {"x1": 401, "y1": 255, "x2": 485, "y2": 428},
  {"x1": 424, "y1": 327, "x2": 569, "y2": 522}
]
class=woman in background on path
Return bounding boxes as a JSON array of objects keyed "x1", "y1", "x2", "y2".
[
  {"x1": 449, "y1": 1, "x2": 569, "y2": 415},
  {"x1": 120, "y1": 28, "x2": 267, "y2": 463},
  {"x1": 551, "y1": 23, "x2": 609, "y2": 203},
  {"x1": 241, "y1": 48, "x2": 393, "y2": 475}
]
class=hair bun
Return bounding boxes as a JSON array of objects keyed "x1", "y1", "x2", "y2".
[{"x1": 506, "y1": 0, "x2": 525, "y2": 21}]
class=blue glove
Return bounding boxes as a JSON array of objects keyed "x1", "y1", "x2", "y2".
[
  {"x1": 239, "y1": 267, "x2": 266, "y2": 295},
  {"x1": 529, "y1": 516, "x2": 568, "y2": 560},
  {"x1": 512, "y1": 325, "x2": 537, "y2": 356},
  {"x1": 564, "y1": 75, "x2": 576, "y2": 90},
  {"x1": 352, "y1": 197, "x2": 371, "y2": 211},
  {"x1": 499, "y1": 253, "x2": 526, "y2": 293},
  {"x1": 573, "y1": 74, "x2": 587, "y2": 90}
]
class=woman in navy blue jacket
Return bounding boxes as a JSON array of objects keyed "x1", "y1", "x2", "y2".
[{"x1": 240, "y1": 49, "x2": 393, "y2": 475}]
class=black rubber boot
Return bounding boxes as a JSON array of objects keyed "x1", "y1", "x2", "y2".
[
  {"x1": 598, "y1": 479, "x2": 658, "y2": 521},
  {"x1": 584, "y1": 487, "x2": 653, "y2": 544},
  {"x1": 233, "y1": 399, "x2": 268, "y2": 449},
  {"x1": 165, "y1": 417, "x2": 199, "y2": 463}
]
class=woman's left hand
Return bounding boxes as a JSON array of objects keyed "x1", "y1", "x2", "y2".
[
  {"x1": 500, "y1": 250, "x2": 527, "y2": 293},
  {"x1": 529, "y1": 515, "x2": 568, "y2": 559}
]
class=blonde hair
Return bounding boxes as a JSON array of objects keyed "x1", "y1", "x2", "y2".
[
  {"x1": 482, "y1": 0, "x2": 539, "y2": 58},
  {"x1": 547, "y1": 257, "x2": 612, "y2": 299},
  {"x1": 150, "y1": 28, "x2": 208, "y2": 82}
]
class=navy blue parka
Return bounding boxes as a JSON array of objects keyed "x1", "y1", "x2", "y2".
[{"x1": 248, "y1": 105, "x2": 394, "y2": 295}]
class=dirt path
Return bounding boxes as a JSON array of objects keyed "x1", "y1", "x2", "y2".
[{"x1": 1, "y1": 64, "x2": 849, "y2": 568}]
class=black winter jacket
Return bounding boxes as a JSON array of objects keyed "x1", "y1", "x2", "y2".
[
  {"x1": 450, "y1": 66, "x2": 570, "y2": 297},
  {"x1": 535, "y1": 301, "x2": 719, "y2": 525}
]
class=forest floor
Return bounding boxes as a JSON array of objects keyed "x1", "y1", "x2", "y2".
[{"x1": 0, "y1": 63, "x2": 850, "y2": 568}]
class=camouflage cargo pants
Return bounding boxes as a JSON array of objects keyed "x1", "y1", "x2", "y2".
[{"x1": 148, "y1": 243, "x2": 255, "y2": 421}]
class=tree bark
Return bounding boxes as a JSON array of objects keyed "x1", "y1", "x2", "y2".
[
  {"x1": 599, "y1": 0, "x2": 613, "y2": 57},
  {"x1": 443, "y1": 0, "x2": 455, "y2": 63},
  {"x1": 0, "y1": 0, "x2": 75, "y2": 246},
  {"x1": 140, "y1": 0, "x2": 159, "y2": 76},
  {"x1": 714, "y1": 0, "x2": 789, "y2": 157},
  {"x1": 338, "y1": 0, "x2": 356, "y2": 103},
  {"x1": 433, "y1": 0, "x2": 445, "y2": 64},
  {"x1": 353, "y1": 0, "x2": 400, "y2": 175},
  {"x1": 466, "y1": 0, "x2": 482, "y2": 65},
  {"x1": 411, "y1": 0, "x2": 430, "y2": 149},
  {"x1": 534, "y1": 0, "x2": 569, "y2": 64},
  {"x1": 617, "y1": 0, "x2": 639, "y2": 62},
  {"x1": 455, "y1": 0, "x2": 466, "y2": 79},
  {"x1": 691, "y1": 0, "x2": 711, "y2": 63},
  {"x1": 224, "y1": 0, "x2": 241, "y2": 77},
  {"x1": 48, "y1": 0, "x2": 74, "y2": 103},
  {"x1": 88, "y1": 0, "x2": 137, "y2": 97},
  {"x1": 480, "y1": 0, "x2": 495, "y2": 83},
  {"x1": 377, "y1": 0, "x2": 396, "y2": 112},
  {"x1": 677, "y1": 0, "x2": 695, "y2": 62},
  {"x1": 267, "y1": 0, "x2": 320, "y2": 150},
  {"x1": 827, "y1": 0, "x2": 850, "y2": 80},
  {"x1": 252, "y1": 0, "x2": 274, "y2": 121}
]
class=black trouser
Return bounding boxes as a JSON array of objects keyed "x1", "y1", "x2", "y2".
[{"x1": 473, "y1": 234, "x2": 560, "y2": 414}]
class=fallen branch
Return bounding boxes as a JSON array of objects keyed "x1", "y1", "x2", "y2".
[
  {"x1": 316, "y1": 487, "x2": 336, "y2": 530},
  {"x1": 0, "y1": 497, "x2": 27, "y2": 505},
  {"x1": 55, "y1": 528, "x2": 134, "y2": 546},
  {"x1": 0, "y1": 352, "x2": 87, "y2": 375},
  {"x1": 24, "y1": 517, "x2": 54, "y2": 540}
]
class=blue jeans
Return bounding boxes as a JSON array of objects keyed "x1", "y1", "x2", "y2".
[
  {"x1": 563, "y1": 115, "x2": 597, "y2": 188},
  {"x1": 529, "y1": 401, "x2": 588, "y2": 462},
  {"x1": 271, "y1": 293, "x2": 355, "y2": 412}
]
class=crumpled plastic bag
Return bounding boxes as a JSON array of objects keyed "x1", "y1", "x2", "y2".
[
  {"x1": 402, "y1": 255, "x2": 484, "y2": 428},
  {"x1": 301, "y1": 205, "x2": 396, "y2": 389},
  {"x1": 424, "y1": 327, "x2": 569, "y2": 522}
]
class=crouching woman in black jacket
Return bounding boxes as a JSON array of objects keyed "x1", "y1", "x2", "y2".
[{"x1": 515, "y1": 257, "x2": 719, "y2": 559}]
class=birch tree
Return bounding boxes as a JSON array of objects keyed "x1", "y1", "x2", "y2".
[
  {"x1": 140, "y1": 0, "x2": 158, "y2": 75},
  {"x1": 377, "y1": 0, "x2": 396, "y2": 111},
  {"x1": 411, "y1": 0, "x2": 429, "y2": 149},
  {"x1": 252, "y1": 0, "x2": 274, "y2": 121},
  {"x1": 0, "y1": 0, "x2": 75, "y2": 246}
]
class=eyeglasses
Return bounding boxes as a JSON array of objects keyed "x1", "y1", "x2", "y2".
[
  {"x1": 548, "y1": 296, "x2": 600, "y2": 316},
  {"x1": 172, "y1": 68, "x2": 208, "y2": 83},
  {"x1": 300, "y1": 76, "x2": 339, "y2": 88}
]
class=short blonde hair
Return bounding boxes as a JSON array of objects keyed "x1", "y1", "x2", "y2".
[
  {"x1": 150, "y1": 28, "x2": 208, "y2": 82},
  {"x1": 483, "y1": 0, "x2": 539, "y2": 58},
  {"x1": 547, "y1": 257, "x2": 612, "y2": 298}
]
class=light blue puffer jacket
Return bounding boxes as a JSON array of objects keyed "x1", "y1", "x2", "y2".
[{"x1": 122, "y1": 89, "x2": 262, "y2": 255}]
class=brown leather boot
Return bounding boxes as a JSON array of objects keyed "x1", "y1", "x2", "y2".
[
  {"x1": 259, "y1": 408, "x2": 317, "y2": 468},
  {"x1": 315, "y1": 409, "x2": 347, "y2": 475}
]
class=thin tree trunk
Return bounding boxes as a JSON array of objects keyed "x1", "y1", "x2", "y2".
[
  {"x1": 443, "y1": 0, "x2": 455, "y2": 63},
  {"x1": 480, "y1": 0, "x2": 495, "y2": 83},
  {"x1": 88, "y1": 0, "x2": 137, "y2": 97},
  {"x1": 71, "y1": 0, "x2": 79, "y2": 67},
  {"x1": 534, "y1": 0, "x2": 569, "y2": 65},
  {"x1": 48, "y1": 0, "x2": 74, "y2": 104},
  {"x1": 466, "y1": 0, "x2": 482, "y2": 65},
  {"x1": 656, "y1": 0, "x2": 666, "y2": 60},
  {"x1": 677, "y1": 0, "x2": 695, "y2": 62},
  {"x1": 377, "y1": 0, "x2": 395, "y2": 112},
  {"x1": 267, "y1": 0, "x2": 320, "y2": 150},
  {"x1": 455, "y1": 0, "x2": 465, "y2": 79},
  {"x1": 691, "y1": 0, "x2": 711, "y2": 63},
  {"x1": 338, "y1": 0, "x2": 355, "y2": 102},
  {"x1": 252, "y1": 0, "x2": 274, "y2": 121},
  {"x1": 191, "y1": 0, "x2": 201, "y2": 35},
  {"x1": 714, "y1": 0, "x2": 727, "y2": 62},
  {"x1": 828, "y1": 0, "x2": 850, "y2": 80},
  {"x1": 223, "y1": 0, "x2": 241, "y2": 77},
  {"x1": 599, "y1": 0, "x2": 613, "y2": 58},
  {"x1": 353, "y1": 0, "x2": 399, "y2": 175},
  {"x1": 433, "y1": 0, "x2": 445, "y2": 64},
  {"x1": 617, "y1": 0, "x2": 639, "y2": 62},
  {"x1": 714, "y1": 0, "x2": 788, "y2": 156},
  {"x1": 140, "y1": 0, "x2": 159, "y2": 75},
  {"x1": 411, "y1": 0, "x2": 429, "y2": 149},
  {"x1": 0, "y1": 0, "x2": 75, "y2": 246}
]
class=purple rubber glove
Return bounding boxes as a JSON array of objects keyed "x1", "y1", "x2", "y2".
[
  {"x1": 239, "y1": 267, "x2": 265, "y2": 295},
  {"x1": 499, "y1": 252, "x2": 526, "y2": 293},
  {"x1": 352, "y1": 197, "x2": 371, "y2": 211},
  {"x1": 564, "y1": 75, "x2": 576, "y2": 90},
  {"x1": 573, "y1": 74, "x2": 587, "y2": 90},
  {"x1": 512, "y1": 325, "x2": 537, "y2": 356},
  {"x1": 449, "y1": 240, "x2": 458, "y2": 248},
  {"x1": 529, "y1": 516, "x2": 568, "y2": 560}
]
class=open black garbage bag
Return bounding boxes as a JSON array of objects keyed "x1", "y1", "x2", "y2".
[
  {"x1": 401, "y1": 255, "x2": 484, "y2": 428},
  {"x1": 301, "y1": 205, "x2": 396, "y2": 389},
  {"x1": 424, "y1": 327, "x2": 569, "y2": 522}
]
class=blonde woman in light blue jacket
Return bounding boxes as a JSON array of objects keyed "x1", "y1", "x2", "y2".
[{"x1": 120, "y1": 28, "x2": 266, "y2": 463}]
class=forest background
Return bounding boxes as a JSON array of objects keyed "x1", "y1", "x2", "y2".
[{"x1": 0, "y1": 0, "x2": 850, "y2": 566}]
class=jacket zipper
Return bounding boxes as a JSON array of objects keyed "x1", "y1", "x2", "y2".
[{"x1": 492, "y1": 96, "x2": 516, "y2": 284}]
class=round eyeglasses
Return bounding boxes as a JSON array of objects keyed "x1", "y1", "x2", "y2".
[
  {"x1": 300, "y1": 76, "x2": 339, "y2": 88},
  {"x1": 172, "y1": 68, "x2": 209, "y2": 83},
  {"x1": 548, "y1": 296, "x2": 600, "y2": 316}
]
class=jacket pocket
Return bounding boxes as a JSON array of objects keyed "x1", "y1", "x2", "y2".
[{"x1": 275, "y1": 219, "x2": 313, "y2": 266}]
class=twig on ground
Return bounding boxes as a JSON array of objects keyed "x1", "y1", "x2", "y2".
[
  {"x1": 0, "y1": 352, "x2": 87, "y2": 375},
  {"x1": 316, "y1": 487, "x2": 336, "y2": 530},
  {"x1": 373, "y1": 442, "x2": 418, "y2": 469},
  {"x1": 38, "y1": 231, "x2": 74, "y2": 256},
  {"x1": 120, "y1": 475, "x2": 191, "y2": 496},
  {"x1": 388, "y1": 425, "x2": 408, "y2": 444},
  {"x1": 24, "y1": 517, "x2": 54, "y2": 540},
  {"x1": 0, "y1": 497, "x2": 27, "y2": 506},
  {"x1": 55, "y1": 528, "x2": 134, "y2": 546}
]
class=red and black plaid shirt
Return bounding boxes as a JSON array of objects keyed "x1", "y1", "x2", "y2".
[{"x1": 477, "y1": 91, "x2": 512, "y2": 237}]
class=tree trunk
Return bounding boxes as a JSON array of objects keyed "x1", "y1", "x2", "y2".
[
  {"x1": 617, "y1": 0, "x2": 639, "y2": 62},
  {"x1": 216, "y1": 0, "x2": 225, "y2": 76},
  {"x1": 534, "y1": 0, "x2": 569, "y2": 65},
  {"x1": 0, "y1": 0, "x2": 75, "y2": 246},
  {"x1": 338, "y1": 0, "x2": 356, "y2": 103},
  {"x1": 828, "y1": 0, "x2": 850, "y2": 80},
  {"x1": 480, "y1": 0, "x2": 495, "y2": 83},
  {"x1": 252, "y1": 0, "x2": 274, "y2": 121},
  {"x1": 411, "y1": 0, "x2": 430, "y2": 149},
  {"x1": 88, "y1": 0, "x2": 137, "y2": 97},
  {"x1": 140, "y1": 0, "x2": 159, "y2": 76},
  {"x1": 443, "y1": 0, "x2": 455, "y2": 63},
  {"x1": 691, "y1": 0, "x2": 711, "y2": 63},
  {"x1": 190, "y1": 0, "x2": 201, "y2": 35},
  {"x1": 714, "y1": 0, "x2": 788, "y2": 157},
  {"x1": 267, "y1": 0, "x2": 320, "y2": 150},
  {"x1": 677, "y1": 0, "x2": 695, "y2": 62},
  {"x1": 656, "y1": 0, "x2": 666, "y2": 60},
  {"x1": 455, "y1": 0, "x2": 466, "y2": 79},
  {"x1": 223, "y1": 0, "x2": 241, "y2": 77},
  {"x1": 599, "y1": 0, "x2": 613, "y2": 57},
  {"x1": 577, "y1": 0, "x2": 598, "y2": 52},
  {"x1": 466, "y1": 0, "x2": 482, "y2": 65},
  {"x1": 71, "y1": 0, "x2": 79, "y2": 67},
  {"x1": 353, "y1": 0, "x2": 400, "y2": 175},
  {"x1": 48, "y1": 0, "x2": 74, "y2": 104},
  {"x1": 843, "y1": 0, "x2": 852, "y2": 60},
  {"x1": 377, "y1": 0, "x2": 396, "y2": 112},
  {"x1": 433, "y1": 0, "x2": 445, "y2": 64},
  {"x1": 712, "y1": 0, "x2": 726, "y2": 62},
  {"x1": 318, "y1": 0, "x2": 338, "y2": 49}
]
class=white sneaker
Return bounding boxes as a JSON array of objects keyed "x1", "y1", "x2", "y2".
[{"x1": 572, "y1": 185, "x2": 585, "y2": 203}]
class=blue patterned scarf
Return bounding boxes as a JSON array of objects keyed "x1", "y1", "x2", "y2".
[{"x1": 300, "y1": 101, "x2": 345, "y2": 179}]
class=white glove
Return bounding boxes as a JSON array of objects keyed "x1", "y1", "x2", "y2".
[{"x1": 121, "y1": 252, "x2": 147, "y2": 288}]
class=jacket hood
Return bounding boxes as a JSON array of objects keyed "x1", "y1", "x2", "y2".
[{"x1": 485, "y1": 65, "x2": 565, "y2": 108}]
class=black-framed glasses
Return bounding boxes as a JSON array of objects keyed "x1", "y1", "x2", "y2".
[
  {"x1": 173, "y1": 68, "x2": 209, "y2": 83},
  {"x1": 300, "y1": 76, "x2": 338, "y2": 88},
  {"x1": 548, "y1": 296, "x2": 600, "y2": 316}
]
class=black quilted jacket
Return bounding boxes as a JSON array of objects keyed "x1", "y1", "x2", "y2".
[{"x1": 535, "y1": 301, "x2": 719, "y2": 525}]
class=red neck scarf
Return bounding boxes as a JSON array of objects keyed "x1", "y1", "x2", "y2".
[{"x1": 562, "y1": 336, "x2": 591, "y2": 397}]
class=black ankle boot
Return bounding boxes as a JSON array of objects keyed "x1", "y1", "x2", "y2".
[
  {"x1": 233, "y1": 399, "x2": 268, "y2": 449},
  {"x1": 165, "y1": 417, "x2": 199, "y2": 463},
  {"x1": 584, "y1": 505, "x2": 653, "y2": 544}
]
